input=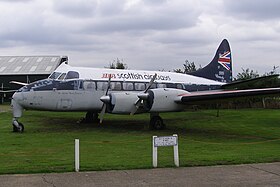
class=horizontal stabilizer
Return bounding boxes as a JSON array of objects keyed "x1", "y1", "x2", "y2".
[
  {"x1": 9, "y1": 81, "x2": 28, "y2": 86},
  {"x1": 221, "y1": 74, "x2": 280, "y2": 90},
  {"x1": 0, "y1": 90, "x2": 18, "y2": 93}
]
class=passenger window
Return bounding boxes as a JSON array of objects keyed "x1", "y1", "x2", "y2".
[
  {"x1": 79, "y1": 81, "x2": 83, "y2": 90},
  {"x1": 146, "y1": 83, "x2": 156, "y2": 89},
  {"x1": 97, "y1": 82, "x2": 108, "y2": 91},
  {"x1": 123, "y1": 82, "x2": 134, "y2": 91},
  {"x1": 166, "y1": 83, "x2": 176, "y2": 88},
  {"x1": 84, "y1": 81, "x2": 96, "y2": 90},
  {"x1": 111, "y1": 82, "x2": 122, "y2": 91},
  {"x1": 157, "y1": 83, "x2": 167, "y2": 88},
  {"x1": 176, "y1": 84, "x2": 183, "y2": 89},
  {"x1": 135, "y1": 83, "x2": 146, "y2": 91},
  {"x1": 110, "y1": 82, "x2": 115, "y2": 90}
]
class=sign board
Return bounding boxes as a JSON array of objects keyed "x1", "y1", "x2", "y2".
[
  {"x1": 154, "y1": 136, "x2": 177, "y2": 147},
  {"x1": 152, "y1": 134, "x2": 179, "y2": 167}
]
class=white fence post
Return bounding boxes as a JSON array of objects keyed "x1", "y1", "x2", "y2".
[
  {"x1": 75, "y1": 139, "x2": 80, "y2": 172},
  {"x1": 173, "y1": 134, "x2": 179, "y2": 167},
  {"x1": 152, "y1": 136, "x2": 158, "y2": 168}
]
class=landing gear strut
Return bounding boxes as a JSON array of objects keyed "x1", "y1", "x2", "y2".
[
  {"x1": 80, "y1": 111, "x2": 99, "y2": 123},
  {"x1": 150, "y1": 113, "x2": 166, "y2": 130},
  {"x1": 12, "y1": 119, "x2": 24, "y2": 133}
]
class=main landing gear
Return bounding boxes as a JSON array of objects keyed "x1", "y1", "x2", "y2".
[
  {"x1": 149, "y1": 113, "x2": 166, "y2": 130},
  {"x1": 12, "y1": 118, "x2": 24, "y2": 133},
  {"x1": 79, "y1": 111, "x2": 99, "y2": 123}
]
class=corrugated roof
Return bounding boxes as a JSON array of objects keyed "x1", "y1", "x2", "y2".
[{"x1": 0, "y1": 56, "x2": 67, "y2": 75}]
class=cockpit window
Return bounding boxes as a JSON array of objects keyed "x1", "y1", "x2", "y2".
[
  {"x1": 49, "y1": 72, "x2": 61, "y2": 79},
  {"x1": 58, "y1": 73, "x2": 66, "y2": 80},
  {"x1": 65, "y1": 71, "x2": 79, "y2": 79}
]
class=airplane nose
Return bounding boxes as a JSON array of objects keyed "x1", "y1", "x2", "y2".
[
  {"x1": 12, "y1": 92, "x2": 23, "y2": 102},
  {"x1": 11, "y1": 92, "x2": 23, "y2": 118}
]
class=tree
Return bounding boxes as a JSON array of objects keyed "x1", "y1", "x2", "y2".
[
  {"x1": 107, "y1": 58, "x2": 128, "y2": 69},
  {"x1": 234, "y1": 68, "x2": 260, "y2": 81},
  {"x1": 264, "y1": 66, "x2": 279, "y2": 76},
  {"x1": 232, "y1": 67, "x2": 280, "y2": 89},
  {"x1": 173, "y1": 68, "x2": 184, "y2": 73},
  {"x1": 174, "y1": 60, "x2": 198, "y2": 73},
  {"x1": 183, "y1": 60, "x2": 197, "y2": 73}
]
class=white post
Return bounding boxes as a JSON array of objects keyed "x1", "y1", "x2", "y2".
[
  {"x1": 75, "y1": 139, "x2": 80, "y2": 172},
  {"x1": 152, "y1": 136, "x2": 158, "y2": 168},
  {"x1": 173, "y1": 134, "x2": 179, "y2": 167}
]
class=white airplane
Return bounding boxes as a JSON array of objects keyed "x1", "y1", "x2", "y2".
[{"x1": 9, "y1": 39, "x2": 280, "y2": 132}]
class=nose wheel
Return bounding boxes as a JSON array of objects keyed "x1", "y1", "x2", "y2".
[{"x1": 12, "y1": 120, "x2": 24, "y2": 133}]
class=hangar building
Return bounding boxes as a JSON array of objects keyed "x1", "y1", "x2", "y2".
[{"x1": 0, "y1": 56, "x2": 68, "y2": 103}]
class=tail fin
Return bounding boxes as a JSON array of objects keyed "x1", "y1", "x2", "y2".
[{"x1": 188, "y1": 39, "x2": 232, "y2": 83}]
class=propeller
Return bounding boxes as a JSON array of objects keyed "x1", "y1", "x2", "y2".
[
  {"x1": 99, "y1": 75, "x2": 112, "y2": 123},
  {"x1": 130, "y1": 73, "x2": 157, "y2": 115}
]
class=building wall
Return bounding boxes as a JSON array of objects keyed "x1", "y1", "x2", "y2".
[
  {"x1": 0, "y1": 55, "x2": 68, "y2": 104},
  {"x1": 0, "y1": 74, "x2": 49, "y2": 103}
]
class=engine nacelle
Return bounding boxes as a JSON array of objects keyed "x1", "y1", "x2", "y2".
[
  {"x1": 105, "y1": 88, "x2": 190, "y2": 114},
  {"x1": 107, "y1": 92, "x2": 139, "y2": 114},
  {"x1": 147, "y1": 88, "x2": 189, "y2": 112}
]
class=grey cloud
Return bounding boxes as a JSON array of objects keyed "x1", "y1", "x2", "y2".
[
  {"x1": 51, "y1": 0, "x2": 201, "y2": 33},
  {"x1": 84, "y1": 4, "x2": 200, "y2": 33},
  {"x1": 224, "y1": 0, "x2": 280, "y2": 20},
  {"x1": 89, "y1": 15, "x2": 197, "y2": 33},
  {"x1": 53, "y1": 0, "x2": 98, "y2": 18},
  {"x1": 96, "y1": 0, "x2": 127, "y2": 16},
  {"x1": 0, "y1": 0, "x2": 279, "y2": 75},
  {"x1": 0, "y1": 0, "x2": 33, "y2": 2},
  {"x1": 53, "y1": 0, "x2": 127, "y2": 18},
  {"x1": 142, "y1": 0, "x2": 168, "y2": 6}
]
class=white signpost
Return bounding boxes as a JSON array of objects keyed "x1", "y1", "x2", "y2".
[
  {"x1": 152, "y1": 134, "x2": 179, "y2": 168},
  {"x1": 75, "y1": 139, "x2": 80, "y2": 172}
]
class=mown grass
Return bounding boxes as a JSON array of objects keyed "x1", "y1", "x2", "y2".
[{"x1": 0, "y1": 104, "x2": 279, "y2": 174}]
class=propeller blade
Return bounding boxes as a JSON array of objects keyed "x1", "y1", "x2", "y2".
[
  {"x1": 144, "y1": 73, "x2": 157, "y2": 93},
  {"x1": 130, "y1": 73, "x2": 157, "y2": 115},
  {"x1": 99, "y1": 74, "x2": 112, "y2": 123},
  {"x1": 130, "y1": 99, "x2": 141, "y2": 115},
  {"x1": 99, "y1": 103, "x2": 106, "y2": 123},
  {"x1": 105, "y1": 75, "x2": 112, "y2": 95}
]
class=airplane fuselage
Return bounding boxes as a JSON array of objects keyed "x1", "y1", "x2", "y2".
[{"x1": 12, "y1": 63, "x2": 224, "y2": 115}]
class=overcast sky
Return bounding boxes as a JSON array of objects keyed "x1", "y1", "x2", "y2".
[{"x1": 0, "y1": 0, "x2": 279, "y2": 76}]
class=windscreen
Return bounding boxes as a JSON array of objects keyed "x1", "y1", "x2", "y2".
[{"x1": 49, "y1": 72, "x2": 61, "y2": 79}]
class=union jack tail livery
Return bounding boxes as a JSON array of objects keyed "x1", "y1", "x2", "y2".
[
  {"x1": 218, "y1": 51, "x2": 231, "y2": 71},
  {"x1": 188, "y1": 39, "x2": 232, "y2": 83}
]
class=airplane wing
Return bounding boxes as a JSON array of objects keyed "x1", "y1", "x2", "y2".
[{"x1": 176, "y1": 87, "x2": 280, "y2": 105}]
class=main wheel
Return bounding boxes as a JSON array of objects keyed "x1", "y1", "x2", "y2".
[
  {"x1": 80, "y1": 112, "x2": 99, "y2": 123},
  {"x1": 150, "y1": 116, "x2": 165, "y2": 130}
]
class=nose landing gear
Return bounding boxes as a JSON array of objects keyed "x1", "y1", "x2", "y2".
[{"x1": 12, "y1": 119, "x2": 24, "y2": 133}]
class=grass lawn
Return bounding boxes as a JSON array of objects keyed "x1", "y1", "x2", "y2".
[{"x1": 0, "y1": 104, "x2": 279, "y2": 174}]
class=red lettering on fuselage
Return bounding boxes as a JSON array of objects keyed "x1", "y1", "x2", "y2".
[{"x1": 102, "y1": 73, "x2": 116, "y2": 79}]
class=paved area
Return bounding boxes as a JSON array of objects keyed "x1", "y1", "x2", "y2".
[{"x1": 0, "y1": 162, "x2": 279, "y2": 187}]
